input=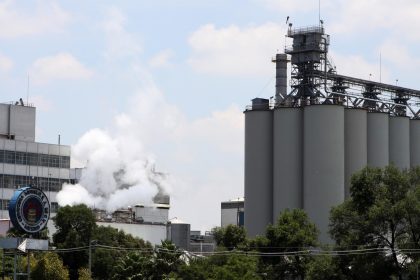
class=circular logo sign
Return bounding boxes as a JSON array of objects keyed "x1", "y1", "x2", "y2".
[{"x1": 9, "y1": 186, "x2": 50, "y2": 234}]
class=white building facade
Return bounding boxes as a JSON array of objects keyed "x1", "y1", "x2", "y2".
[{"x1": 0, "y1": 101, "x2": 71, "y2": 220}]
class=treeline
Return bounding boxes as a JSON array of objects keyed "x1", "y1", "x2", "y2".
[
  {"x1": 1, "y1": 165, "x2": 419, "y2": 280},
  {"x1": 179, "y1": 166, "x2": 420, "y2": 280}
]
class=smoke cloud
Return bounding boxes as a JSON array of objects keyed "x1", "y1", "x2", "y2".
[
  {"x1": 57, "y1": 120, "x2": 170, "y2": 212},
  {"x1": 56, "y1": 79, "x2": 243, "y2": 231}
]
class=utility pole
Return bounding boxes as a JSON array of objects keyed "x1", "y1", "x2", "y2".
[
  {"x1": 89, "y1": 240, "x2": 97, "y2": 277},
  {"x1": 88, "y1": 242, "x2": 92, "y2": 276}
]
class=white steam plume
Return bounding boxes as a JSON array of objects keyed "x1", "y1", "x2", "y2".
[
  {"x1": 57, "y1": 126, "x2": 169, "y2": 212},
  {"x1": 57, "y1": 83, "x2": 243, "y2": 232}
]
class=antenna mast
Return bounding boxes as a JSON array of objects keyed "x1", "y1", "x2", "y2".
[
  {"x1": 26, "y1": 74, "x2": 30, "y2": 106},
  {"x1": 319, "y1": 0, "x2": 321, "y2": 25}
]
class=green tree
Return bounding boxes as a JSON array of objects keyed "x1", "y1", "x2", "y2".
[
  {"x1": 329, "y1": 166, "x2": 420, "y2": 280},
  {"x1": 52, "y1": 204, "x2": 97, "y2": 280},
  {"x1": 171, "y1": 254, "x2": 261, "y2": 280},
  {"x1": 112, "y1": 240, "x2": 183, "y2": 280},
  {"x1": 30, "y1": 252, "x2": 69, "y2": 280},
  {"x1": 213, "y1": 225, "x2": 246, "y2": 250},
  {"x1": 91, "y1": 226, "x2": 152, "y2": 280},
  {"x1": 112, "y1": 251, "x2": 153, "y2": 280},
  {"x1": 0, "y1": 250, "x2": 15, "y2": 279},
  {"x1": 252, "y1": 208, "x2": 318, "y2": 280},
  {"x1": 305, "y1": 255, "x2": 346, "y2": 280},
  {"x1": 78, "y1": 267, "x2": 92, "y2": 280},
  {"x1": 154, "y1": 240, "x2": 184, "y2": 278}
]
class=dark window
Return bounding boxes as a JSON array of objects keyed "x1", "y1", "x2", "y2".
[
  {"x1": 27, "y1": 153, "x2": 39, "y2": 166},
  {"x1": 0, "y1": 200, "x2": 10, "y2": 210},
  {"x1": 15, "y1": 152, "x2": 27, "y2": 165},
  {"x1": 4, "y1": 151, "x2": 15, "y2": 164},
  {"x1": 3, "y1": 175, "x2": 14, "y2": 189},
  {"x1": 61, "y1": 156, "x2": 70, "y2": 168},
  {"x1": 39, "y1": 154, "x2": 49, "y2": 167},
  {"x1": 50, "y1": 155, "x2": 60, "y2": 168},
  {"x1": 51, "y1": 202, "x2": 59, "y2": 213},
  {"x1": 0, "y1": 150, "x2": 71, "y2": 168}
]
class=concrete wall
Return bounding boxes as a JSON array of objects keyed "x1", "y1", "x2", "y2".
[
  {"x1": 98, "y1": 222, "x2": 167, "y2": 245},
  {"x1": 344, "y1": 109, "x2": 367, "y2": 198},
  {"x1": 410, "y1": 119, "x2": 420, "y2": 167},
  {"x1": 389, "y1": 117, "x2": 410, "y2": 169},
  {"x1": 273, "y1": 108, "x2": 302, "y2": 221},
  {"x1": 303, "y1": 105, "x2": 345, "y2": 244},
  {"x1": 0, "y1": 104, "x2": 36, "y2": 142},
  {"x1": 367, "y1": 113, "x2": 389, "y2": 167},
  {"x1": 134, "y1": 206, "x2": 168, "y2": 224},
  {"x1": 167, "y1": 223, "x2": 190, "y2": 250},
  {"x1": 244, "y1": 110, "x2": 273, "y2": 237}
]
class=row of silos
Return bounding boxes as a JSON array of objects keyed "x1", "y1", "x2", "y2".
[{"x1": 244, "y1": 102, "x2": 420, "y2": 243}]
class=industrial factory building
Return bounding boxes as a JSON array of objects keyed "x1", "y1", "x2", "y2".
[
  {"x1": 244, "y1": 25, "x2": 420, "y2": 243},
  {"x1": 221, "y1": 197, "x2": 244, "y2": 227},
  {"x1": 0, "y1": 100, "x2": 72, "y2": 219},
  {"x1": 0, "y1": 101, "x2": 191, "y2": 248}
]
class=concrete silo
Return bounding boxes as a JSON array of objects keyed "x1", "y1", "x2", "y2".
[
  {"x1": 410, "y1": 119, "x2": 420, "y2": 167},
  {"x1": 303, "y1": 105, "x2": 345, "y2": 243},
  {"x1": 243, "y1": 24, "x2": 420, "y2": 244},
  {"x1": 244, "y1": 99, "x2": 273, "y2": 237},
  {"x1": 367, "y1": 113, "x2": 389, "y2": 167},
  {"x1": 389, "y1": 116, "x2": 410, "y2": 169},
  {"x1": 344, "y1": 108, "x2": 367, "y2": 198},
  {"x1": 273, "y1": 108, "x2": 303, "y2": 222}
]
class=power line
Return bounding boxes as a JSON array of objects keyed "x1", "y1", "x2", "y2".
[{"x1": 39, "y1": 243, "x2": 420, "y2": 258}]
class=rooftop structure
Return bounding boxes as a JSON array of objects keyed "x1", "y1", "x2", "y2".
[{"x1": 221, "y1": 197, "x2": 244, "y2": 227}]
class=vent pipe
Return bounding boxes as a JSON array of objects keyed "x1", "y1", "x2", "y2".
[{"x1": 272, "y1": 54, "x2": 289, "y2": 105}]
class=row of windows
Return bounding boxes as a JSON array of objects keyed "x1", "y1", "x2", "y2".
[
  {"x1": 0, "y1": 199, "x2": 59, "y2": 213},
  {"x1": 0, "y1": 174, "x2": 70, "y2": 193},
  {"x1": 0, "y1": 150, "x2": 70, "y2": 168}
]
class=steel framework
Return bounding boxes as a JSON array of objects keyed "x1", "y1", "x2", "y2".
[{"x1": 279, "y1": 25, "x2": 420, "y2": 118}]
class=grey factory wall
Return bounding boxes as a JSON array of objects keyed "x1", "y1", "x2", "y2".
[
  {"x1": 303, "y1": 105, "x2": 345, "y2": 244},
  {"x1": 389, "y1": 116, "x2": 410, "y2": 169},
  {"x1": 245, "y1": 104, "x2": 420, "y2": 243},
  {"x1": 273, "y1": 108, "x2": 303, "y2": 222},
  {"x1": 344, "y1": 108, "x2": 367, "y2": 199},
  {"x1": 244, "y1": 110, "x2": 273, "y2": 237},
  {"x1": 367, "y1": 112, "x2": 389, "y2": 167},
  {"x1": 0, "y1": 104, "x2": 36, "y2": 142},
  {"x1": 411, "y1": 119, "x2": 420, "y2": 167}
]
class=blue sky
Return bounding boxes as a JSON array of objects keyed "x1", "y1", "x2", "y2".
[{"x1": 1, "y1": 0, "x2": 420, "y2": 231}]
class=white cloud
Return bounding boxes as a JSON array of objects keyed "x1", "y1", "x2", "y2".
[
  {"x1": 330, "y1": 50, "x2": 391, "y2": 83},
  {"x1": 30, "y1": 95, "x2": 53, "y2": 112},
  {"x1": 0, "y1": 52, "x2": 13, "y2": 71},
  {"x1": 188, "y1": 23, "x2": 285, "y2": 77},
  {"x1": 100, "y1": 6, "x2": 141, "y2": 60},
  {"x1": 327, "y1": 0, "x2": 420, "y2": 41},
  {"x1": 68, "y1": 81, "x2": 244, "y2": 231},
  {"x1": 149, "y1": 49, "x2": 174, "y2": 68},
  {"x1": 261, "y1": 0, "x2": 420, "y2": 41},
  {"x1": 30, "y1": 53, "x2": 93, "y2": 85},
  {"x1": 378, "y1": 40, "x2": 420, "y2": 71},
  {"x1": 0, "y1": 0, "x2": 71, "y2": 39},
  {"x1": 261, "y1": 0, "x2": 323, "y2": 13}
]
